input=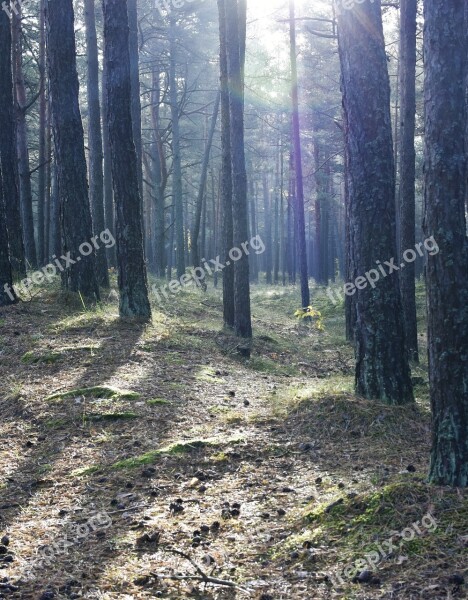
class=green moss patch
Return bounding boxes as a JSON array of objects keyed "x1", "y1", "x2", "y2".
[
  {"x1": 147, "y1": 398, "x2": 171, "y2": 406},
  {"x1": 300, "y1": 479, "x2": 467, "y2": 566},
  {"x1": 22, "y1": 350, "x2": 63, "y2": 364}
]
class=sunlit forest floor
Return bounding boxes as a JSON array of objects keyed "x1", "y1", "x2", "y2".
[{"x1": 0, "y1": 279, "x2": 466, "y2": 599}]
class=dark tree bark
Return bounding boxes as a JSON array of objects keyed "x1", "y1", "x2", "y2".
[
  {"x1": 49, "y1": 158, "x2": 60, "y2": 260},
  {"x1": 12, "y1": 7, "x2": 37, "y2": 270},
  {"x1": 289, "y1": 0, "x2": 310, "y2": 309},
  {"x1": 0, "y1": 170, "x2": 17, "y2": 306},
  {"x1": 102, "y1": 0, "x2": 151, "y2": 319},
  {"x1": 46, "y1": 0, "x2": 99, "y2": 299},
  {"x1": 218, "y1": 0, "x2": 235, "y2": 328},
  {"x1": 398, "y1": 0, "x2": 418, "y2": 362},
  {"x1": 337, "y1": 0, "x2": 413, "y2": 404},
  {"x1": 127, "y1": 0, "x2": 143, "y2": 200},
  {"x1": 225, "y1": 0, "x2": 252, "y2": 342},
  {"x1": 168, "y1": 16, "x2": 185, "y2": 279},
  {"x1": 85, "y1": 0, "x2": 109, "y2": 287},
  {"x1": 102, "y1": 57, "x2": 116, "y2": 269},
  {"x1": 465, "y1": 0, "x2": 468, "y2": 217},
  {"x1": 423, "y1": 0, "x2": 468, "y2": 487},
  {"x1": 0, "y1": 9, "x2": 25, "y2": 278},
  {"x1": 44, "y1": 95, "x2": 51, "y2": 261},
  {"x1": 38, "y1": 0, "x2": 47, "y2": 265}
]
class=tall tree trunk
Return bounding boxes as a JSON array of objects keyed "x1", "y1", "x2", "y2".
[
  {"x1": 12, "y1": 8, "x2": 37, "y2": 270},
  {"x1": 423, "y1": 0, "x2": 468, "y2": 487},
  {"x1": 44, "y1": 96, "x2": 51, "y2": 261},
  {"x1": 0, "y1": 171, "x2": 17, "y2": 305},
  {"x1": 192, "y1": 92, "x2": 220, "y2": 271},
  {"x1": 262, "y1": 173, "x2": 272, "y2": 284},
  {"x1": 127, "y1": 0, "x2": 144, "y2": 250},
  {"x1": 169, "y1": 17, "x2": 185, "y2": 279},
  {"x1": 273, "y1": 140, "x2": 281, "y2": 284},
  {"x1": 341, "y1": 105, "x2": 355, "y2": 341},
  {"x1": 218, "y1": 0, "x2": 235, "y2": 328},
  {"x1": 466, "y1": 0, "x2": 468, "y2": 217},
  {"x1": 289, "y1": 0, "x2": 310, "y2": 308},
  {"x1": 225, "y1": 0, "x2": 252, "y2": 343},
  {"x1": 0, "y1": 9, "x2": 26, "y2": 278},
  {"x1": 336, "y1": 0, "x2": 413, "y2": 404},
  {"x1": 398, "y1": 0, "x2": 418, "y2": 362},
  {"x1": 50, "y1": 158, "x2": 60, "y2": 260},
  {"x1": 102, "y1": 0, "x2": 151, "y2": 319},
  {"x1": 151, "y1": 64, "x2": 167, "y2": 278},
  {"x1": 249, "y1": 177, "x2": 258, "y2": 282},
  {"x1": 47, "y1": 0, "x2": 99, "y2": 299},
  {"x1": 287, "y1": 150, "x2": 296, "y2": 284},
  {"x1": 85, "y1": 0, "x2": 109, "y2": 287},
  {"x1": 102, "y1": 57, "x2": 116, "y2": 269},
  {"x1": 38, "y1": 0, "x2": 47, "y2": 266}
]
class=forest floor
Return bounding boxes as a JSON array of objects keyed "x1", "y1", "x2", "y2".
[{"x1": 0, "y1": 279, "x2": 466, "y2": 600}]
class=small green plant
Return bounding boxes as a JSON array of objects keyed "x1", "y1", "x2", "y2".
[{"x1": 294, "y1": 305, "x2": 324, "y2": 330}]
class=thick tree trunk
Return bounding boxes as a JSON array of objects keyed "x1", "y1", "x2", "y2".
[
  {"x1": 465, "y1": 0, "x2": 468, "y2": 218},
  {"x1": 44, "y1": 96, "x2": 51, "y2": 261},
  {"x1": 289, "y1": 0, "x2": 310, "y2": 309},
  {"x1": 85, "y1": 0, "x2": 109, "y2": 287},
  {"x1": 398, "y1": 0, "x2": 418, "y2": 362},
  {"x1": 168, "y1": 17, "x2": 185, "y2": 279},
  {"x1": 0, "y1": 9, "x2": 25, "y2": 278},
  {"x1": 423, "y1": 0, "x2": 468, "y2": 487},
  {"x1": 218, "y1": 0, "x2": 235, "y2": 329},
  {"x1": 225, "y1": 0, "x2": 252, "y2": 342},
  {"x1": 102, "y1": 58, "x2": 116, "y2": 269},
  {"x1": 102, "y1": 0, "x2": 151, "y2": 319},
  {"x1": 49, "y1": 159, "x2": 60, "y2": 260},
  {"x1": 337, "y1": 0, "x2": 413, "y2": 404},
  {"x1": 127, "y1": 0, "x2": 143, "y2": 200},
  {"x1": 38, "y1": 0, "x2": 47, "y2": 266},
  {"x1": 12, "y1": 8, "x2": 37, "y2": 270},
  {"x1": 47, "y1": 0, "x2": 99, "y2": 299}
]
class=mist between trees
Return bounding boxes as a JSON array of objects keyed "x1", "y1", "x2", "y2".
[
  {"x1": 0, "y1": 0, "x2": 466, "y2": 596},
  {"x1": 152, "y1": 233, "x2": 265, "y2": 303}
]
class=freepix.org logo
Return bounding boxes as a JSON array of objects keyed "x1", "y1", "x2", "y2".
[{"x1": 155, "y1": 0, "x2": 202, "y2": 18}]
